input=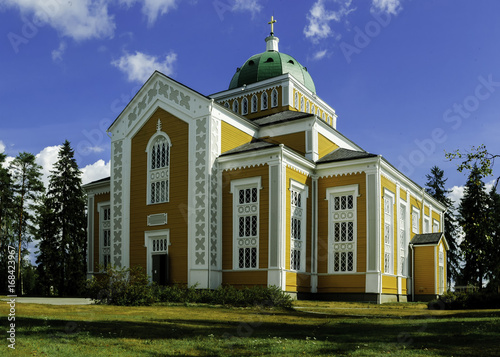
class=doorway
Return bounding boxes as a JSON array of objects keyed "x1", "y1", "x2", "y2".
[{"x1": 152, "y1": 253, "x2": 169, "y2": 285}]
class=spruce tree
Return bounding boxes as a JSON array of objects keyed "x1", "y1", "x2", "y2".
[
  {"x1": 425, "y1": 166, "x2": 460, "y2": 287},
  {"x1": 487, "y1": 188, "x2": 500, "y2": 290},
  {"x1": 9, "y1": 152, "x2": 44, "y2": 294},
  {"x1": 0, "y1": 153, "x2": 15, "y2": 294},
  {"x1": 458, "y1": 165, "x2": 491, "y2": 287},
  {"x1": 43, "y1": 141, "x2": 87, "y2": 296}
]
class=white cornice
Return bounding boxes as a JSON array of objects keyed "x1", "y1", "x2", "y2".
[{"x1": 316, "y1": 157, "x2": 379, "y2": 179}]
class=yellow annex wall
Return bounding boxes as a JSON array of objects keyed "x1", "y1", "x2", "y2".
[
  {"x1": 220, "y1": 121, "x2": 253, "y2": 153},
  {"x1": 414, "y1": 246, "x2": 435, "y2": 295},
  {"x1": 130, "y1": 108, "x2": 189, "y2": 284},
  {"x1": 317, "y1": 172, "x2": 367, "y2": 293},
  {"x1": 221, "y1": 165, "x2": 270, "y2": 287},
  {"x1": 285, "y1": 167, "x2": 312, "y2": 292}
]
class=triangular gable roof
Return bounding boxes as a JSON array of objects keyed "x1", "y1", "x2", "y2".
[
  {"x1": 411, "y1": 233, "x2": 449, "y2": 250},
  {"x1": 317, "y1": 147, "x2": 377, "y2": 164}
]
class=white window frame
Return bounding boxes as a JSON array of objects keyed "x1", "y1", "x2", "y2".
[
  {"x1": 383, "y1": 189, "x2": 395, "y2": 275},
  {"x1": 261, "y1": 91, "x2": 269, "y2": 110},
  {"x1": 433, "y1": 219, "x2": 440, "y2": 233},
  {"x1": 424, "y1": 216, "x2": 430, "y2": 233},
  {"x1": 316, "y1": 108, "x2": 321, "y2": 117},
  {"x1": 294, "y1": 92, "x2": 299, "y2": 109},
  {"x1": 289, "y1": 180, "x2": 308, "y2": 272},
  {"x1": 327, "y1": 184, "x2": 359, "y2": 274},
  {"x1": 242, "y1": 97, "x2": 248, "y2": 115},
  {"x1": 306, "y1": 101, "x2": 310, "y2": 113},
  {"x1": 230, "y1": 177, "x2": 263, "y2": 270},
  {"x1": 412, "y1": 206, "x2": 420, "y2": 234},
  {"x1": 224, "y1": 102, "x2": 230, "y2": 109},
  {"x1": 271, "y1": 89, "x2": 278, "y2": 108},
  {"x1": 251, "y1": 94, "x2": 258, "y2": 113},
  {"x1": 232, "y1": 99, "x2": 239, "y2": 113},
  {"x1": 146, "y1": 130, "x2": 171, "y2": 205},
  {"x1": 98, "y1": 202, "x2": 111, "y2": 270},
  {"x1": 300, "y1": 97, "x2": 305, "y2": 112}
]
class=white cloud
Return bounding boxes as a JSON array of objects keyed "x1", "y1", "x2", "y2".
[
  {"x1": 312, "y1": 49, "x2": 328, "y2": 60},
  {"x1": 448, "y1": 179, "x2": 497, "y2": 210},
  {"x1": 81, "y1": 159, "x2": 110, "y2": 185},
  {"x1": 304, "y1": 0, "x2": 356, "y2": 43},
  {"x1": 0, "y1": 140, "x2": 5, "y2": 154},
  {"x1": 231, "y1": 0, "x2": 261, "y2": 15},
  {"x1": 371, "y1": 0, "x2": 402, "y2": 15},
  {"x1": 1, "y1": 0, "x2": 116, "y2": 41},
  {"x1": 51, "y1": 41, "x2": 67, "y2": 61},
  {"x1": 112, "y1": 51, "x2": 177, "y2": 82},
  {"x1": 119, "y1": 0, "x2": 178, "y2": 26},
  {"x1": 35, "y1": 145, "x2": 62, "y2": 189}
]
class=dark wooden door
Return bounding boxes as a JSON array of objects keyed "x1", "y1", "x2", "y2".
[{"x1": 152, "y1": 254, "x2": 169, "y2": 285}]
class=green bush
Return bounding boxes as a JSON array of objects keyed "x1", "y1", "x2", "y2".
[
  {"x1": 428, "y1": 291, "x2": 500, "y2": 310},
  {"x1": 86, "y1": 265, "x2": 156, "y2": 306}
]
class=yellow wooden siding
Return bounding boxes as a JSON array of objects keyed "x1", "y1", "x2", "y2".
[
  {"x1": 221, "y1": 121, "x2": 253, "y2": 153},
  {"x1": 424, "y1": 206, "x2": 430, "y2": 216},
  {"x1": 317, "y1": 275, "x2": 365, "y2": 293},
  {"x1": 285, "y1": 168, "x2": 312, "y2": 292},
  {"x1": 414, "y1": 246, "x2": 435, "y2": 295},
  {"x1": 318, "y1": 133, "x2": 339, "y2": 159},
  {"x1": 223, "y1": 271, "x2": 267, "y2": 287},
  {"x1": 401, "y1": 278, "x2": 407, "y2": 295},
  {"x1": 221, "y1": 165, "x2": 269, "y2": 273},
  {"x1": 432, "y1": 211, "x2": 441, "y2": 231},
  {"x1": 93, "y1": 193, "x2": 110, "y2": 273},
  {"x1": 286, "y1": 272, "x2": 311, "y2": 292},
  {"x1": 130, "y1": 108, "x2": 189, "y2": 284},
  {"x1": 317, "y1": 173, "x2": 367, "y2": 293},
  {"x1": 400, "y1": 188, "x2": 407, "y2": 202},
  {"x1": 382, "y1": 275, "x2": 398, "y2": 294},
  {"x1": 410, "y1": 195, "x2": 422, "y2": 236},
  {"x1": 269, "y1": 132, "x2": 306, "y2": 155}
]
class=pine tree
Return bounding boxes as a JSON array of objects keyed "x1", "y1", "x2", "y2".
[
  {"x1": 41, "y1": 141, "x2": 87, "y2": 296},
  {"x1": 487, "y1": 188, "x2": 500, "y2": 290},
  {"x1": 425, "y1": 166, "x2": 461, "y2": 288},
  {"x1": 9, "y1": 152, "x2": 44, "y2": 294},
  {"x1": 458, "y1": 165, "x2": 491, "y2": 287},
  {"x1": 0, "y1": 153, "x2": 15, "y2": 294}
]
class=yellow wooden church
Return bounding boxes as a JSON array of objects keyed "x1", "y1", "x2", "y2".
[{"x1": 84, "y1": 23, "x2": 448, "y2": 303}]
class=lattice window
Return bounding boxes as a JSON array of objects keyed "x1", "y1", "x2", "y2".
[
  {"x1": 294, "y1": 92, "x2": 299, "y2": 109},
  {"x1": 233, "y1": 99, "x2": 239, "y2": 113},
  {"x1": 433, "y1": 219, "x2": 440, "y2": 233},
  {"x1": 412, "y1": 208, "x2": 419, "y2": 234},
  {"x1": 424, "y1": 217, "x2": 430, "y2": 233},
  {"x1": 152, "y1": 237, "x2": 168, "y2": 253},
  {"x1": 242, "y1": 97, "x2": 248, "y2": 115},
  {"x1": 224, "y1": 102, "x2": 230, "y2": 109},
  {"x1": 232, "y1": 178, "x2": 261, "y2": 270},
  {"x1": 384, "y1": 193, "x2": 393, "y2": 275},
  {"x1": 251, "y1": 95, "x2": 258, "y2": 113},
  {"x1": 306, "y1": 101, "x2": 310, "y2": 113},
  {"x1": 399, "y1": 203, "x2": 407, "y2": 276},
  {"x1": 290, "y1": 187, "x2": 306, "y2": 272},
  {"x1": 261, "y1": 91, "x2": 268, "y2": 110},
  {"x1": 300, "y1": 97, "x2": 305, "y2": 112},
  {"x1": 271, "y1": 89, "x2": 278, "y2": 108},
  {"x1": 311, "y1": 103, "x2": 315, "y2": 114},
  {"x1": 100, "y1": 205, "x2": 111, "y2": 269},
  {"x1": 329, "y1": 186, "x2": 357, "y2": 273},
  {"x1": 148, "y1": 134, "x2": 170, "y2": 204},
  {"x1": 317, "y1": 108, "x2": 321, "y2": 117}
]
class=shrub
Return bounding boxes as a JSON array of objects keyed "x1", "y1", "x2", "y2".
[
  {"x1": 86, "y1": 265, "x2": 157, "y2": 306},
  {"x1": 428, "y1": 291, "x2": 500, "y2": 310}
]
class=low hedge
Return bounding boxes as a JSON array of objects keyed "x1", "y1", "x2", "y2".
[
  {"x1": 428, "y1": 291, "x2": 500, "y2": 310},
  {"x1": 87, "y1": 266, "x2": 292, "y2": 308}
]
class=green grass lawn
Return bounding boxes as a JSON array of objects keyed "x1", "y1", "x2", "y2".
[{"x1": 1, "y1": 300, "x2": 499, "y2": 356}]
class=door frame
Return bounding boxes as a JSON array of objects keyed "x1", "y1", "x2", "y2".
[{"x1": 144, "y1": 229, "x2": 170, "y2": 282}]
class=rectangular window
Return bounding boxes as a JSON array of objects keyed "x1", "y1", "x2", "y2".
[
  {"x1": 328, "y1": 185, "x2": 358, "y2": 273},
  {"x1": 412, "y1": 207, "x2": 419, "y2": 234},
  {"x1": 231, "y1": 178, "x2": 261, "y2": 270},
  {"x1": 399, "y1": 202, "x2": 407, "y2": 276},
  {"x1": 384, "y1": 193, "x2": 394, "y2": 275},
  {"x1": 100, "y1": 205, "x2": 111, "y2": 269},
  {"x1": 433, "y1": 219, "x2": 440, "y2": 233},
  {"x1": 290, "y1": 181, "x2": 307, "y2": 272},
  {"x1": 439, "y1": 248, "x2": 445, "y2": 294}
]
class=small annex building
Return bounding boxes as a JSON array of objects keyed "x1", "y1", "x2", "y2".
[{"x1": 84, "y1": 22, "x2": 448, "y2": 303}]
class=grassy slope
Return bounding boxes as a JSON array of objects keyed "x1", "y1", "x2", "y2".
[{"x1": 1, "y1": 301, "x2": 499, "y2": 356}]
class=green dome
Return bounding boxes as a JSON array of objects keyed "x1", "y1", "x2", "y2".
[{"x1": 229, "y1": 51, "x2": 316, "y2": 94}]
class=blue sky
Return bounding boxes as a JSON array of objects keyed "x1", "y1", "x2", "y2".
[{"x1": 1, "y1": 0, "x2": 499, "y2": 197}]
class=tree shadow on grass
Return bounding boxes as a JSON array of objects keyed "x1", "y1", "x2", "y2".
[{"x1": 15, "y1": 309, "x2": 500, "y2": 356}]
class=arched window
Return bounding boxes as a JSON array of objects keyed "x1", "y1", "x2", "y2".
[
  {"x1": 251, "y1": 95, "x2": 258, "y2": 113},
  {"x1": 316, "y1": 108, "x2": 321, "y2": 117},
  {"x1": 224, "y1": 102, "x2": 230, "y2": 109},
  {"x1": 311, "y1": 104, "x2": 315, "y2": 114},
  {"x1": 261, "y1": 92, "x2": 268, "y2": 110},
  {"x1": 294, "y1": 92, "x2": 299, "y2": 109},
  {"x1": 271, "y1": 89, "x2": 278, "y2": 108},
  {"x1": 242, "y1": 97, "x2": 248, "y2": 115},
  {"x1": 306, "y1": 101, "x2": 310, "y2": 113},
  {"x1": 147, "y1": 126, "x2": 171, "y2": 204},
  {"x1": 300, "y1": 97, "x2": 305, "y2": 112},
  {"x1": 233, "y1": 100, "x2": 239, "y2": 114}
]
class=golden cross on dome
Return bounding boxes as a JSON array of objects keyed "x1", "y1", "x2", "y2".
[{"x1": 268, "y1": 15, "x2": 277, "y2": 35}]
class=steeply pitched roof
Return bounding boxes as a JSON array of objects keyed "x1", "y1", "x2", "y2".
[
  {"x1": 317, "y1": 147, "x2": 377, "y2": 164},
  {"x1": 411, "y1": 233, "x2": 444, "y2": 246},
  {"x1": 219, "y1": 139, "x2": 279, "y2": 156},
  {"x1": 253, "y1": 110, "x2": 314, "y2": 126}
]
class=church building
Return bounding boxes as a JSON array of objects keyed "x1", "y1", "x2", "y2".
[{"x1": 84, "y1": 19, "x2": 448, "y2": 303}]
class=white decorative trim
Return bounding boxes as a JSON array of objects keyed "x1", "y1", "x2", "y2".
[
  {"x1": 289, "y1": 179, "x2": 308, "y2": 273},
  {"x1": 144, "y1": 229, "x2": 170, "y2": 281}
]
